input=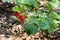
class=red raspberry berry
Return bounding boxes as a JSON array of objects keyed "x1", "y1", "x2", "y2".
[
  {"x1": 19, "y1": 15, "x2": 25, "y2": 22},
  {"x1": 14, "y1": 11, "x2": 20, "y2": 17}
]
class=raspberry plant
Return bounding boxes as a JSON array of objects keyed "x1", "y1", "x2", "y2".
[{"x1": 5, "y1": 0, "x2": 60, "y2": 35}]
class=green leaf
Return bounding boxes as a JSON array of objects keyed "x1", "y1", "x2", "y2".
[
  {"x1": 40, "y1": 23, "x2": 50, "y2": 30},
  {"x1": 32, "y1": 0, "x2": 39, "y2": 8},
  {"x1": 39, "y1": 16, "x2": 54, "y2": 30},
  {"x1": 51, "y1": 0, "x2": 59, "y2": 8},
  {"x1": 12, "y1": 6, "x2": 25, "y2": 12},
  {"x1": 29, "y1": 16, "x2": 36, "y2": 21},
  {"x1": 51, "y1": 3, "x2": 58, "y2": 8},
  {"x1": 48, "y1": 25, "x2": 55, "y2": 33},
  {"x1": 52, "y1": 12, "x2": 60, "y2": 19},
  {"x1": 46, "y1": 2, "x2": 58, "y2": 10},
  {"x1": 25, "y1": 24, "x2": 39, "y2": 35},
  {"x1": 17, "y1": 0, "x2": 39, "y2": 8},
  {"x1": 53, "y1": 20, "x2": 60, "y2": 24},
  {"x1": 46, "y1": 2, "x2": 53, "y2": 10},
  {"x1": 58, "y1": 4, "x2": 60, "y2": 8},
  {"x1": 17, "y1": 0, "x2": 33, "y2": 5},
  {"x1": 24, "y1": 4, "x2": 34, "y2": 10},
  {"x1": 28, "y1": 16, "x2": 40, "y2": 26},
  {"x1": 5, "y1": 0, "x2": 14, "y2": 2},
  {"x1": 12, "y1": 6, "x2": 20, "y2": 12},
  {"x1": 39, "y1": 20, "x2": 51, "y2": 30},
  {"x1": 52, "y1": 0, "x2": 59, "y2": 3}
]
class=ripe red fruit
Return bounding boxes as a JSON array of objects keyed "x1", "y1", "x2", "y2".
[
  {"x1": 14, "y1": 11, "x2": 20, "y2": 17},
  {"x1": 19, "y1": 15, "x2": 25, "y2": 22}
]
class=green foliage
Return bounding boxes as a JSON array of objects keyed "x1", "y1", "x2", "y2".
[
  {"x1": 16, "y1": 0, "x2": 39, "y2": 8},
  {"x1": 5, "y1": 0, "x2": 14, "y2": 2},
  {"x1": 52, "y1": 0, "x2": 59, "y2": 3},
  {"x1": 12, "y1": 5, "x2": 25, "y2": 12},
  {"x1": 25, "y1": 24, "x2": 39, "y2": 35},
  {"x1": 12, "y1": 6, "x2": 20, "y2": 12},
  {"x1": 51, "y1": 12, "x2": 60, "y2": 19},
  {"x1": 5, "y1": 0, "x2": 40, "y2": 11},
  {"x1": 5, "y1": 0, "x2": 60, "y2": 35}
]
